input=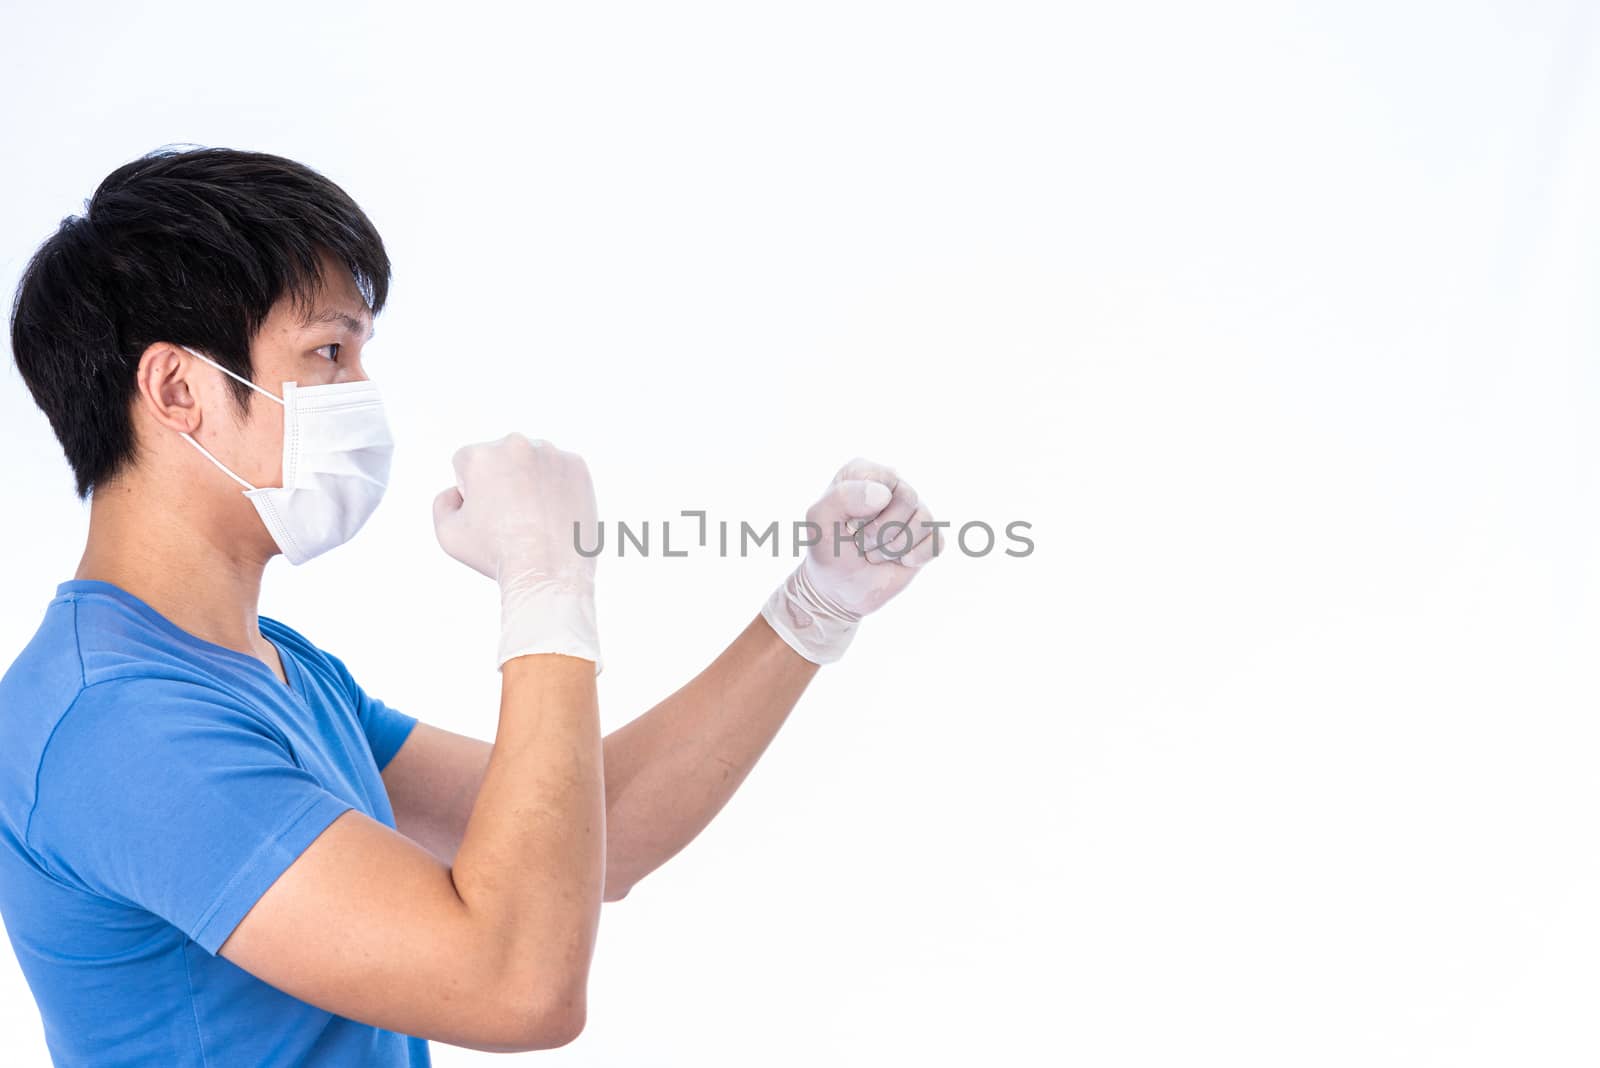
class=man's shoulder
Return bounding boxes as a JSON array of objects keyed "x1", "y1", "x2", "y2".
[
  {"x1": 0, "y1": 593, "x2": 128, "y2": 838},
  {"x1": 28, "y1": 580, "x2": 211, "y2": 688},
  {"x1": 0, "y1": 594, "x2": 77, "y2": 795},
  {"x1": 0, "y1": 588, "x2": 87, "y2": 718},
  {"x1": 0, "y1": 590, "x2": 254, "y2": 822}
]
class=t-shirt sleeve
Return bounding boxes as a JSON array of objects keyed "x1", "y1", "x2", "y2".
[
  {"x1": 24, "y1": 679, "x2": 356, "y2": 956},
  {"x1": 318, "y1": 647, "x2": 418, "y2": 772}
]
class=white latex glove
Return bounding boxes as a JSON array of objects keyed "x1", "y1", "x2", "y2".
[
  {"x1": 432, "y1": 433, "x2": 602, "y2": 672},
  {"x1": 761, "y1": 457, "x2": 943, "y2": 664}
]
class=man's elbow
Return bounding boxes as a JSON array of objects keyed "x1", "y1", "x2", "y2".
[
  {"x1": 480, "y1": 989, "x2": 587, "y2": 1052},
  {"x1": 516, "y1": 999, "x2": 587, "y2": 1051}
]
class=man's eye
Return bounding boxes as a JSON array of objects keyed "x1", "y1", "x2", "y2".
[{"x1": 315, "y1": 343, "x2": 341, "y2": 362}]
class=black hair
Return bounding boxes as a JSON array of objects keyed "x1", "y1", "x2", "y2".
[{"x1": 8, "y1": 145, "x2": 391, "y2": 498}]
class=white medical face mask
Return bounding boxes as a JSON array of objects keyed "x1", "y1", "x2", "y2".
[{"x1": 176, "y1": 345, "x2": 395, "y2": 565}]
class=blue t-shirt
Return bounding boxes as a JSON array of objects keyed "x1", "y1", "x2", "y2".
[{"x1": 0, "y1": 579, "x2": 431, "y2": 1067}]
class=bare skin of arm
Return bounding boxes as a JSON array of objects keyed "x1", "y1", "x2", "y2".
[
  {"x1": 218, "y1": 653, "x2": 605, "y2": 1053},
  {"x1": 381, "y1": 614, "x2": 818, "y2": 900}
]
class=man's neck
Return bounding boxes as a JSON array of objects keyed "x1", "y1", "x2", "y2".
[{"x1": 73, "y1": 475, "x2": 275, "y2": 658}]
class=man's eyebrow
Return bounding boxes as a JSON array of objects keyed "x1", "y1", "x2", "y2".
[{"x1": 303, "y1": 307, "x2": 376, "y2": 340}]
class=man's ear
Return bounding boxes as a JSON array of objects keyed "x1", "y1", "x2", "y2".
[{"x1": 136, "y1": 342, "x2": 202, "y2": 434}]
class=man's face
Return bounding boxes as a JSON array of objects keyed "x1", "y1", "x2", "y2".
[
  {"x1": 189, "y1": 252, "x2": 377, "y2": 494},
  {"x1": 138, "y1": 250, "x2": 380, "y2": 562}
]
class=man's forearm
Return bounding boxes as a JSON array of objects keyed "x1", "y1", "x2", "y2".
[
  {"x1": 600, "y1": 614, "x2": 819, "y2": 897},
  {"x1": 449, "y1": 654, "x2": 605, "y2": 1025}
]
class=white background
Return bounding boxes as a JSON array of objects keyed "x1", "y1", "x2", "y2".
[{"x1": 1, "y1": 1, "x2": 1597, "y2": 1065}]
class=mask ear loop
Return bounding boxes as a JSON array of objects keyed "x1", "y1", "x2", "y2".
[
  {"x1": 180, "y1": 434, "x2": 259, "y2": 490},
  {"x1": 175, "y1": 344, "x2": 287, "y2": 493}
]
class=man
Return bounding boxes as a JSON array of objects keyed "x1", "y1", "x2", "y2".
[{"x1": 0, "y1": 147, "x2": 940, "y2": 1064}]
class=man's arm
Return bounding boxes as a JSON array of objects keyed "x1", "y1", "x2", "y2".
[
  {"x1": 223, "y1": 653, "x2": 602, "y2": 1051},
  {"x1": 382, "y1": 456, "x2": 940, "y2": 900},
  {"x1": 383, "y1": 612, "x2": 816, "y2": 899},
  {"x1": 224, "y1": 434, "x2": 609, "y2": 1050}
]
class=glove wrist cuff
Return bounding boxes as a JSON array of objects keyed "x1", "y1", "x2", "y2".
[
  {"x1": 498, "y1": 569, "x2": 602, "y2": 674},
  {"x1": 760, "y1": 561, "x2": 861, "y2": 665}
]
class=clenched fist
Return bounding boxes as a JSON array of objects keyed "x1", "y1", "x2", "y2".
[
  {"x1": 761, "y1": 457, "x2": 942, "y2": 664},
  {"x1": 433, "y1": 433, "x2": 602, "y2": 672}
]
